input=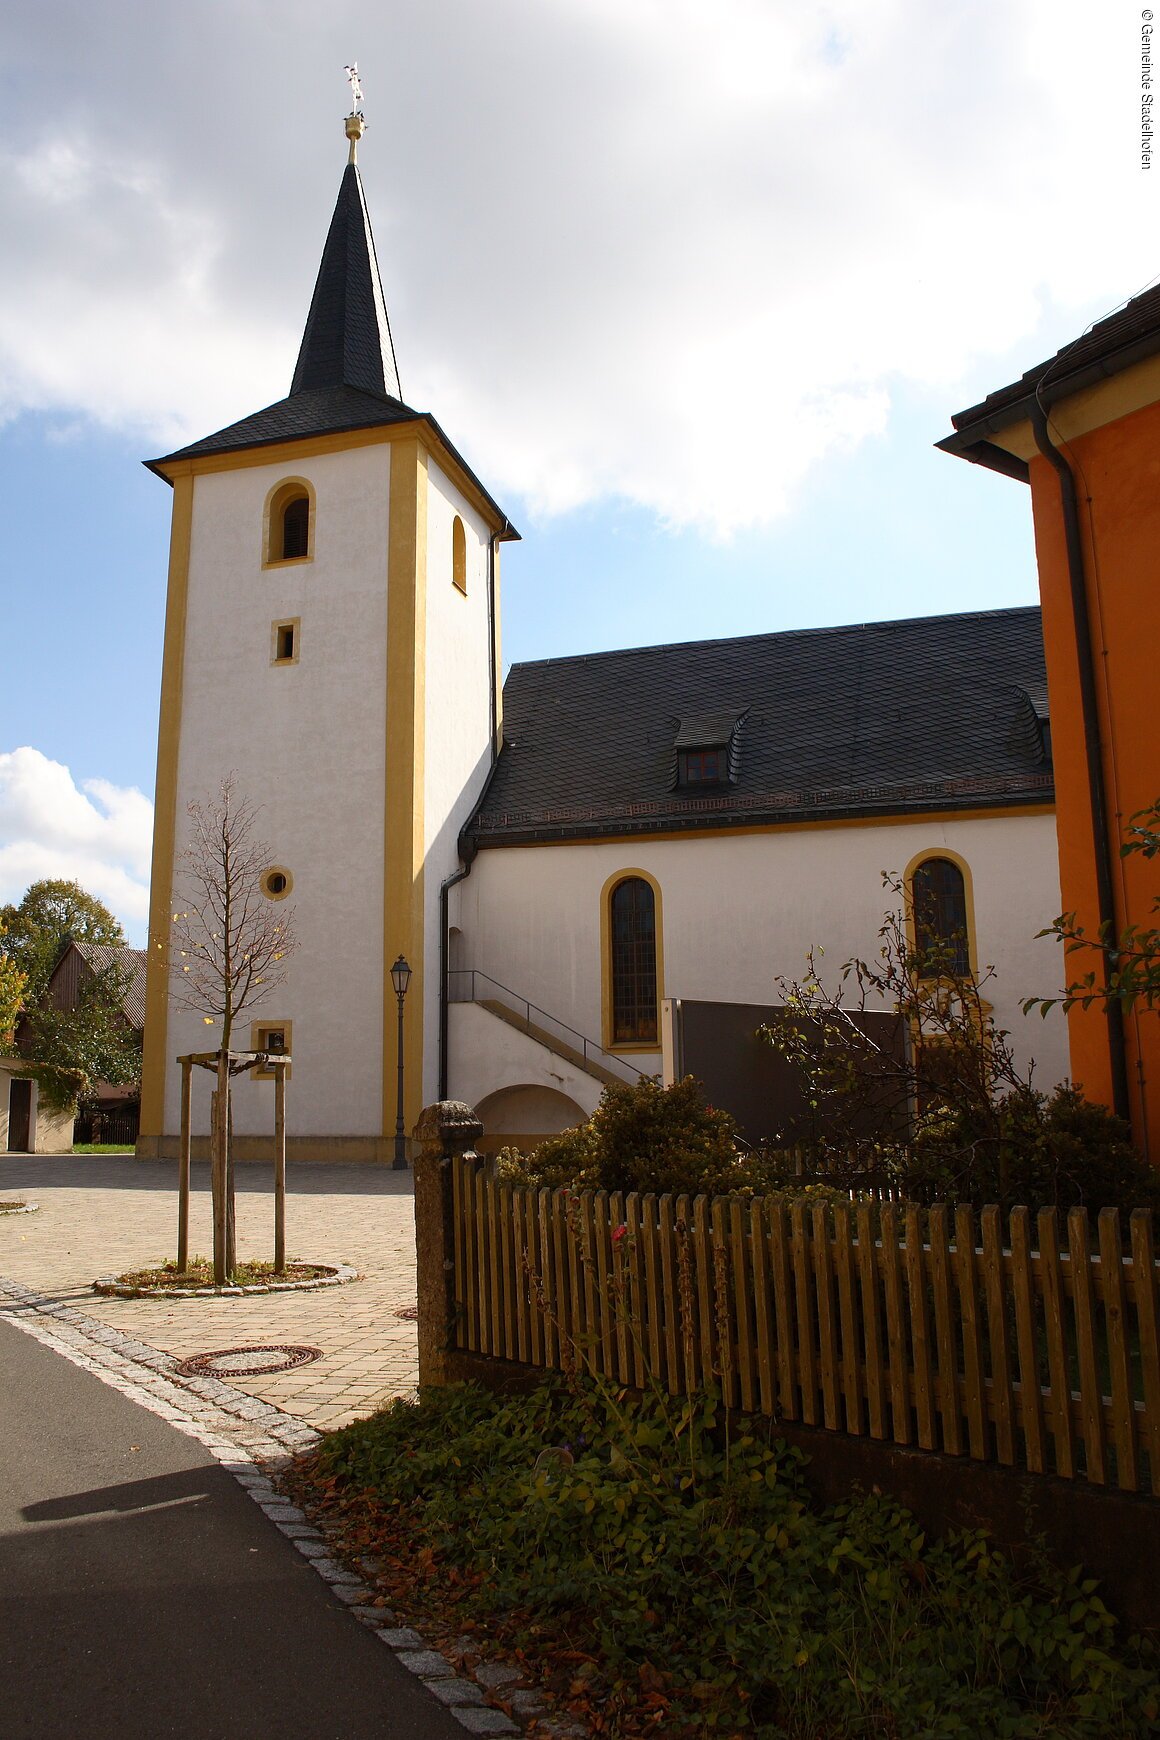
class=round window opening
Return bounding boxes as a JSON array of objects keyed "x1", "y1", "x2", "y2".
[{"x1": 261, "y1": 867, "x2": 293, "y2": 901}]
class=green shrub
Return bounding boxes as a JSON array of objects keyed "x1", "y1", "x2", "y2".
[
  {"x1": 886, "y1": 1083, "x2": 1160, "y2": 1215},
  {"x1": 495, "y1": 1074, "x2": 755, "y2": 1196},
  {"x1": 313, "y1": 1378, "x2": 1160, "y2": 1737}
]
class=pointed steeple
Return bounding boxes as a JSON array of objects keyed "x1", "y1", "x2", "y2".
[{"x1": 290, "y1": 148, "x2": 402, "y2": 402}]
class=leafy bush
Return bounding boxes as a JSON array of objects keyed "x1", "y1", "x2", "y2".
[
  {"x1": 308, "y1": 1378, "x2": 1160, "y2": 1737},
  {"x1": 876, "y1": 1083, "x2": 1160, "y2": 1215},
  {"x1": 495, "y1": 1074, "x2": 755, "y2": 1196}
]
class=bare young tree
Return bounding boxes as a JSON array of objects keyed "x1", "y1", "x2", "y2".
[{"x1": 172, "y1": 776, "x2": 297, "y2": 1281}]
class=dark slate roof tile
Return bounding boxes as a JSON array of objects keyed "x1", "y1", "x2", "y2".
[
  {"x1": 149, "y1": 384, "x2": 417, "y2": 467},
  {"x1": 74, "y1": 942, "x2": 149, "y2": 1031},
  {"x1": 471, "y1": 606, "x2": 1051, "y2": 844},
  {"x1": 946, "y1": 282, "x2": 1160, "y2": 437}
]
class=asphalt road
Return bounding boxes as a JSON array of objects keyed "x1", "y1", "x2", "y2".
[{"x1": 0, "y1": 1315, "x2": 464, "y2": 1738}]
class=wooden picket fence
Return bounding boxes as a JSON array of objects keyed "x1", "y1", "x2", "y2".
[{"x1": 450, "y1": 1156, "x2": 1160, "y2": 1496}]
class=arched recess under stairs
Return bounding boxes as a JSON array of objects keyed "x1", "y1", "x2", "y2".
[{"x1": 474, "y1": 1084, "x2": 588, "y2": 1155}]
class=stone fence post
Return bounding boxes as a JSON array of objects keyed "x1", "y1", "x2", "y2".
[{"x1": 412, "y1": 1100, "x2": 484, "y2": 1389}]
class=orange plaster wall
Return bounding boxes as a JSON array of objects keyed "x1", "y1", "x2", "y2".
[{"x1": 1027, "y1": 396, "x2": 1160, "y2": 1158}]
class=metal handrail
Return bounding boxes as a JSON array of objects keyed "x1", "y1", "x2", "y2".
[{"x1": 447, "y1": 968, "x2": 645, "y2": 1080}]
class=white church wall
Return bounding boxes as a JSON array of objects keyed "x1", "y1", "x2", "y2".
[
  {"x1": 453, "y1": 811, "x2": 1071, "y2": 1097},
  {"x1": 448, "y1": 1001, "x2": 603, "y2": 1131},
  {"x1": 419, "y1": 461, "x2": 498, "y2": 1104},
  {"x1": 162, "y1": 444, "x2": 393, "y2": 1140}
]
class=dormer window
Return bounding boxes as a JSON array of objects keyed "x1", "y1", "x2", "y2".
[
  {"x1": 672, "y1": 710, "x2": 747, "y2": 789},
  {"x1": 678, "y1": 746, "x2": 727, "y2": 785}
]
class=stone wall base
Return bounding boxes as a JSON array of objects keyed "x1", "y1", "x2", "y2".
[{"x1": 136, "y1": 1133, "x2": 401, "y2": 1164}]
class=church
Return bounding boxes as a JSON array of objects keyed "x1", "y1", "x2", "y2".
[{"x1": 138, "y1": 107, "x2": 1083, "y2": 1163}]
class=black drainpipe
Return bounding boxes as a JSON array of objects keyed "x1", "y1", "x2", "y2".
[
  {"x1": 438, "y1": 524, "x2": 508, "y2": 1100},
  {"x1": 1029, "y1": 403, "x2": 1130, "y2": 1121}
]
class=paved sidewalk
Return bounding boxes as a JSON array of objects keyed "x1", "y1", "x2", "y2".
[{"x1": 0, "y1": 1153, "x2": 419, "y2": 1431}]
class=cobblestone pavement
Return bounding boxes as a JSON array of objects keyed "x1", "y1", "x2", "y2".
[{"x1": 0, "y1": 1153, "x2": 419, "y2": 1431}]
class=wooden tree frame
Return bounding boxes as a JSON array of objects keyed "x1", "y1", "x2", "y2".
[{"x1": 176, "y1": 1049, "x2": 290, "y2": 1278}]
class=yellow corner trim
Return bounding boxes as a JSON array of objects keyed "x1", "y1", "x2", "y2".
[
  {"x1": 140, "y1": 472, "x2": 194, "y2": 1139},
  {"x1": 384, "y1": 439, "x2": 428, "y2": 1136}
]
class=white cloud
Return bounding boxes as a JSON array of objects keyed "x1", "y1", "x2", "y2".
[
  {"x1": 0, "y1": 749, "x2": 152, "y2": 943},
  {"x1": 0, "y1": 0, "x2": 1155, "y2": 533}
]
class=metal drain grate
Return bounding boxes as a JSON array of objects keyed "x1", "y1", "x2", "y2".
[{"x1": 174, "y1": 1344, "x2": 323, "y2": 1379}]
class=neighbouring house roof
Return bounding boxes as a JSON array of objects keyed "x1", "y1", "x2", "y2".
[
  {"x1": 468, "y1": 605, "x2": 1053, "y2": 847},
  {"x1": 938, "y1": 283, "x2": 1160, "y2": 478},
  {"x1": 60, "y1": 943, "x2": 148, "y2": 1031}
]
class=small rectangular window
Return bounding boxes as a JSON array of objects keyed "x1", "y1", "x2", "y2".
[
  {"x1": 271, "y1": 619, "x2": 300, "y2": 665},
  {"x1": 251, "y1": 1020, "x2": 292, "y2": 1079}
]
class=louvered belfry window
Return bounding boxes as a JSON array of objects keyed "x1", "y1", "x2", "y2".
[
  {"x1": 912, "y1": 856, "x2": 970, "y2": 976},
  {"x1": 281, "y1": 495, "x2": 310, "y2": 560},
  {"x1": 610, "y1": 876, "x2": 658, "y2": 1044}
]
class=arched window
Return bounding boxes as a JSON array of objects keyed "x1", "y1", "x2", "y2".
[
  {"x1": 911, "y1": 855, "x2": 970, "y2": 976},
  {"x1": 281, "y1": 495, "x2": 309, "y2": 559},
  {"x1": 452, "y1": 515, "x2": 467, "y2": 594},
  {"x1": 608, "y1": 875, "x2": 658, "y2": 1045},
  {"x1": 263, "y1": 478, "x2": 314, "y2": 566}
]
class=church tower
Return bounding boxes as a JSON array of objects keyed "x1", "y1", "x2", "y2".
[{"x1": 138, "y1": 106, "x2": 516, "y2": 1161}]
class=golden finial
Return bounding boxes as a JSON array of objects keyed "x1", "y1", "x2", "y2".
[{"x1": 344, "y1": 63, "x2": 365, "y2": 164}]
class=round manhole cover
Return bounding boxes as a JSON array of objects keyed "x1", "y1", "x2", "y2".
[
  {"x1": 174, "y1": 1344, "x2": 323, "y2": 1379},
  {"x1": 394, "y1": 1304, "x2": 419, "y2": 1320}
]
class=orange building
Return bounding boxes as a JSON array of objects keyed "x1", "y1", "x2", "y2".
[{"x1": 941, "y1": 290, "x2": 1160, "y2": 1160}]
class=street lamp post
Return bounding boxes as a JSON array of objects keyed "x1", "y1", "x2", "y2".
[{"x1": 391, "y1": 954, "x2": 412, "y2": 1169}]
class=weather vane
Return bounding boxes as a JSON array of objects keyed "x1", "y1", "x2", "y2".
[{"x1": 344, "y1": 63, "x2": 365, "y2": 163}]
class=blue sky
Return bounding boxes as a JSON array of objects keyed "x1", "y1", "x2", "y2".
[{"x1": 0, "y1": 0, "x2": 1155, "y2": 944}]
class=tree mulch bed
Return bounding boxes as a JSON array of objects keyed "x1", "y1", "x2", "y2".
[
  {"x1": 92, "y1": 1258, "x2": 357, "y2": 1298},
  {"x1": 0, "y1": 1200, "x2": 39, "y2": 1215}
]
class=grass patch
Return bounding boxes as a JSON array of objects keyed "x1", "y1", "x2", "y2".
[
  {"x1": 72, "y1": 1143, "x2": 135, "y2": 1153},
  {"x1": 112, "y1": 1257, "x2": 333, "y2": 1289},
  {"x1": 283, "y1": 1380, "x2": 1160, "y2": 1738}
]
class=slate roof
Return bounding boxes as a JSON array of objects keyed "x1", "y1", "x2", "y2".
[
  {"x1": 469, "y1": 606, "x2": 1052, "y2": 846},
  {"x1": 145, "y1": 159, "x2": 517, "y2": 544},
  {"x1": 939, "y1": 282, "x2": 1160, "y2": 477},
  {"x1": 149, "y1": 161, "x2": 417, "y2": 473},
  {"x1": 291, "y1": 162, "x2": 402, "y2": 400},
  {"x1": 146, "y1": 383, "x2": 419, "y2": 468}
]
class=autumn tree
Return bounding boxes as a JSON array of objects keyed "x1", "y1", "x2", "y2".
[
  {"x1": 18, "y1": 958, "x2": 141, "y2": 1112},
  {"x1": 759, "y1": 873, "x2": 1151, "y2": 1213},
  {"x1": 758, "y1": 875, "x2": 1027, "y2": 1192},
  {"x1": 0, "y1": 919, "x2": 26, "y2": 1048},
  {"x1": 0, "y1": 881, "x2": 139, "y2": 1112},
  {"x1": 171, "y1": 777, "x2": 297, "y2": 1280},
  {"x1": 1, "y1": 879, "x2": 126, "y2": 1004}
]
